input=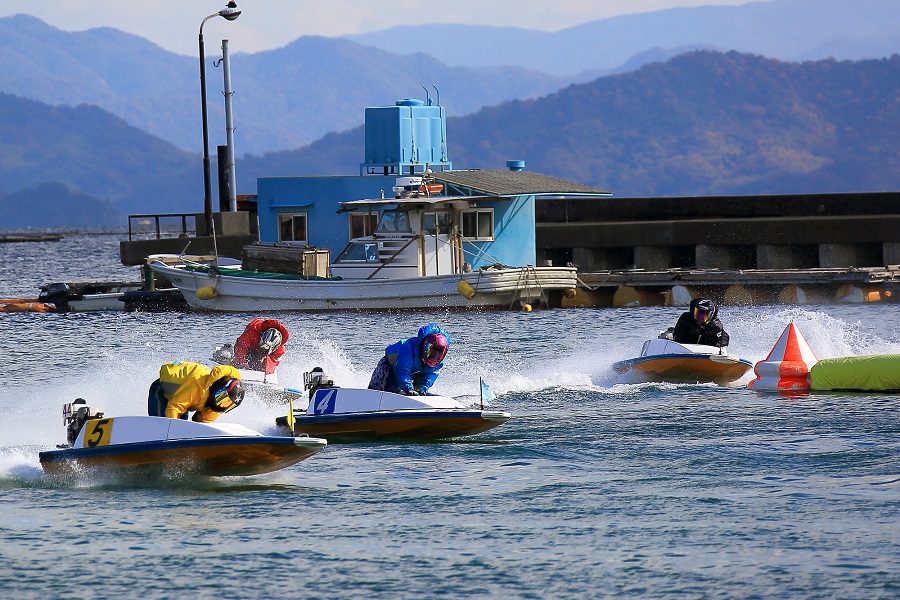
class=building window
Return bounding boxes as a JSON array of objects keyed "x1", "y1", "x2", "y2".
[
  {"x1": 350, "y1": 213, "x2": 378, "y2": 239},
  {"x1": 278, "y1": 213, "x2": 308, "y2": 244},
  {"x1": 461, "y1": 209, "x2": 494, "y2": 241}
]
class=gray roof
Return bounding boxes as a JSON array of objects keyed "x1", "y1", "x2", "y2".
[
  {"x1": 340, "y1": 196, "x2": 480, "y2": 209},
  {"x1": 432, "y1": 170, "x2": 611, "y2": 196}
]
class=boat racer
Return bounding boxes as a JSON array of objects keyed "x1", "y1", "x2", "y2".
[
  {"x1": 231, "y1": 318, "x2": 289, "y2": 374},
  {"x1": 147, "y1": 361, "x2": 245, "y2": 423},
  {"x1": 367, "y1": 324, "x2": 450, "y2": 395},
  {"x1": 672, "y1": 298, "x2": 730, "y2": 347}
]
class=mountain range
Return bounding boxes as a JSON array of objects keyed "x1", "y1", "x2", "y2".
[
  {"x1": 347, "y1": 0, "x2": 900, "y2": 75},
  {"x1": 237, "y1": 52, "x2": 900, "y2": 197},
  {"x1": 2, "y1": 50, "x2": 897, "y2": 228},
  {"x1": 0, "y1": 0, "x2": 897, "y2": 156},
  {"x1": 0, "y1": 15, "x2": 571, "y2": 156},
  {"x1": 0, "y1": 0, "x2": 898, "y2": 228}
]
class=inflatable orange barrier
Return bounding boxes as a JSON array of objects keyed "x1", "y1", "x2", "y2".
[
  {"x1": 0, "y1": 300, "x2": 56, "y2": 313},
  {"x1": 748, "y1": 322, "x2": 818, "y2": 395}
]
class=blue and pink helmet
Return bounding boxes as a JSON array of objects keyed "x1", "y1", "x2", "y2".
[{"x1": 421, "y1": 332, "x2": 450, "y2": 367}]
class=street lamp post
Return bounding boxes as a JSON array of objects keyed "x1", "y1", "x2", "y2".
[{"x1": 199, "y1": 1, "x2": 241, "y2": 235}]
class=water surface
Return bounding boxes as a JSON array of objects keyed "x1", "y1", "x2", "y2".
[{"x1": 0, "y1": 233, "x2": 898, "y2": 599}]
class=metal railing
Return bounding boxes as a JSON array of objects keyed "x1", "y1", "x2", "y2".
[{"x1": 127, "y1": 213, "x2": 196, "y2": 241}]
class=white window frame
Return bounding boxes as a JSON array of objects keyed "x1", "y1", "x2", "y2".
[
  {"x1": 461, "y1": 208, "x2": 495, "y2": 241},
  {"x1": 423, "y1": 211, "x2": 453, "y2": 235},
  {"x1": 278, "y1": 212, "x2": 309, "y2": 245},
  {"x1": 349, "y1": 212, "x2": 379, "y2": 239}
]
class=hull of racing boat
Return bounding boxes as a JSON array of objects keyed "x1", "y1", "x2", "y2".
[
  {"x1": 39, "y1": 436, "x2": 326, "y2": 477},
  {"x1": 277, "y1": 409, "x2": 511, "y2": 442},
  {"x1": 39, "y1": 415, "x2": 326, "y2": 477},
  {"x1": 613, "y1": 353, "x2": 753, "y2": 385}
]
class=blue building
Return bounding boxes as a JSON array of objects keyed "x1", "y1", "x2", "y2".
[{"x1": 254, "y1": 98, "x2": 609, "y2": 274}]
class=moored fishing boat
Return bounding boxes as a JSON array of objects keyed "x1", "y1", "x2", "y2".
[
  {"x1": 38, "y1": 281, "x2": 143, "y2": 312},
  {"x1": 149, "y1": 253, "x2": 576, "y2": 312},
  {"x1": 39, "y1": 399, "x2": 327, "y2": 477},
  {"x1": 274, "y1": 369, "x2": 510, "y2": 441}
]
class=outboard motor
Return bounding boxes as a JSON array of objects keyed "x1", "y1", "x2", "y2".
[
  {"x1": 211, "y1": 343, "x2": 235, "y2": 365},
  {"x1": 38, "y1": 282, "x2": 73, "y2": 308},
  {"x1": 62, "y1": 399, "x2": 104, "y2": 446},
  {"x1": 303, "y1": 367, "x2": 337, "y2": 401}
]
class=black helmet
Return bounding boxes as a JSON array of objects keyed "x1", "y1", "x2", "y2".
[
  {"x1": 208, "y1": 377, "x2": 245, "y2": 413},
  {"x1": 692, "y1": 298, "x2": 717, "y2": 325}
]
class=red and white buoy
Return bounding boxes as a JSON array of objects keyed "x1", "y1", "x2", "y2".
[{"x1": 748, "y1": 322, "x2": 819, "y2": 394}]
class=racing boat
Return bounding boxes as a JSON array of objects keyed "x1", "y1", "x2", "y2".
[
  {"x1": 39, "y1": 399, "x2": 327, "y2": 477},
  {"x1": 274, "y1": 369, "x2": 511, "y2": 442},
  {"x1": 613, "y1": 329, "x2": 753, "y2": 385}
]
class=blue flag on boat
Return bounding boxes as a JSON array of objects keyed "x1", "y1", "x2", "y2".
[{"x1": 480, "y1": 378, "x2": 492, "y2": 407}]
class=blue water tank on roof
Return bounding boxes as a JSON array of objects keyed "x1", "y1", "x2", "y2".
[{"x1": 360, "y1": 98, "x2": 451, "y2": 176}]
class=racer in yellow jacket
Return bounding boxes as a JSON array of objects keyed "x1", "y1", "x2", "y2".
[{"x1": 147, "y1": 361, "x2": 245, "y2": 423}]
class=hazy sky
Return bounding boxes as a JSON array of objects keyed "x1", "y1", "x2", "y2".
[{"x1": 0, "y1": 0, "x2": 766, "y2": 56}]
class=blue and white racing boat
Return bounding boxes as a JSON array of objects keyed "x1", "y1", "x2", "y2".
[{"x1": 274, "y1": 370, "x2": 510, "y2": 442}]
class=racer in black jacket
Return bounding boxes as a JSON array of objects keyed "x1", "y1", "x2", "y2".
[{"x1": 672, "y1": 298, "x2": 730, "y2": 347}]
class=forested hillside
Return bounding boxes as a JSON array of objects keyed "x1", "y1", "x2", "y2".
[
  {"x1": 1, "y1": 52, "x2": 897, "y2": 227},
  {"x1": 0, "y1": 93, "x2": 198, "y2": 224},
  {"x1": 239, "y1": 52, "x2": 900, "y2": 197}
]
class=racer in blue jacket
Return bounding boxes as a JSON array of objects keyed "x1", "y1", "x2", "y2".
[{"x1": 367, "y1": 324, "x2": 451, "y2": 395}]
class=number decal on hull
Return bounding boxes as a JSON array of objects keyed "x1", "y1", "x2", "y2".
[
  {"x1": 313, "y1": 389, "x2": 337, "y2": 415},
  {"x1": 82, "y1": 418, "x2": 113, "y2": 448}
]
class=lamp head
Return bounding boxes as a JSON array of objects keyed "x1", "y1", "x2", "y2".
[{"x1": 220, "y1": 1, "x2": 241, "y2": 21}]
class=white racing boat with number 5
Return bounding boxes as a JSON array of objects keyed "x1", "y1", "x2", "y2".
[{"x1": 39, "y1": 399, "x2": 327, "y2": 477}]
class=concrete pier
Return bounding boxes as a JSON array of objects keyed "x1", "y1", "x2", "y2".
[
  {"x1": 119, "y1": 211, "x2": 256, "y2": 266},
  {"x1": 567, "y1": 266, "x2": 900, "y2": 307},
  {"x1": 537, "y1": 191, "x2": 900, "y2": 305},
  {"x1": 537, "y1": 191, "x2": 900, "y2": 272}
]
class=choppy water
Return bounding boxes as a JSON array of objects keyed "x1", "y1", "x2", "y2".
[{"x1": 1, "y1": 233, "x2": 899, "y2": 599}]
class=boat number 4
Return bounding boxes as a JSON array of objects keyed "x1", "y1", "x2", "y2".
[
  {"x1": 81, "y1": 418, "x2": 114, "y2": 448},
  {"x1": 313, "y1": 389, "x2": 337, "y2": 415}
]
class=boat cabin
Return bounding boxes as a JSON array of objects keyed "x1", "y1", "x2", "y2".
[{"x1": 332, "y1": 176, "x2": 504, "y2": 278}]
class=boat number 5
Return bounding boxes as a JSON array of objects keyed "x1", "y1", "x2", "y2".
[{"x1": 82, "y1": 418, "x2": 114, "y2": 448}]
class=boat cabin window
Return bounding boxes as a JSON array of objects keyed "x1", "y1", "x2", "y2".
[
  {"x1": 461, "y1": 208, "x2": 494, "y2": 241},
  {"x1": 350, "y1": 212, "x2": 379, "y2": 239},
  {"x1": 334, "y1": 241, "x2": 379, "y2": 263},
  {"x1": 423, "y1": 211, "x2": 452, "y2": 235},
  {"x1": 278, "y1": 212, "x2": 308, "y2": 244},
  {"x1": 376, "y1": 210, "x2": 411, "y2": 233}
]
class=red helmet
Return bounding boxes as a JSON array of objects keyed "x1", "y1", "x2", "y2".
[{"x1": 421, "y1": 333, "x2": 449, "y2": 367}]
